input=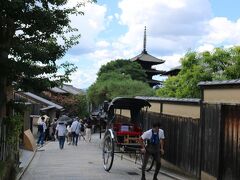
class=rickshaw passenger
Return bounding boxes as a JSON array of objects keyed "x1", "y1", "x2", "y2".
[{"x1": 140, "y1": 122, "x2": 165, "y2": 180}]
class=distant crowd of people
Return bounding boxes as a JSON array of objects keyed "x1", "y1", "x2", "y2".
[{"x1": 37, "y1": 115, "x2": 93, "y2": 149}]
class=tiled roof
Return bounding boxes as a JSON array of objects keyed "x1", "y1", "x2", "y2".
[
  {"x1": 50, "y1": 84, "x2": 83, "y2": 95},
  {"x1": 164, "y1": 65, "x2": 181, "y2": 75},
  {"x1": 50, "y1": 87, "x2": 68, "y2": 94},
  {"x1": 136, "y1": 96, "x2": 200, "y2": 104},
  {"x1": 198, "y1": 79, "x2": 240, "y2": 86},
  {"x1": 24, "y1": 92, "x2": 63, "y2": 110},
  {"x1": 131, "y1": 52, "x2": 165, "y2": 64},
  {"x1": 61, "y1": 84, "x2": 82, "y2": 95}
]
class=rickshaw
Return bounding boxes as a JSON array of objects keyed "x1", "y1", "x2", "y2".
[{"x1": 102, "y1": 97, "x2": 154, "y2": 171}]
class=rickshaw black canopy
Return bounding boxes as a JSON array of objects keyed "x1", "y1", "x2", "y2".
[{"x1": 108, "y1": 97, "x2": 151, "y2": 111}]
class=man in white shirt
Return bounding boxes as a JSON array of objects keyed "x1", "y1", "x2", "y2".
[
  {"x1": 71, "y1": 118, "x2": 81, "y2": 146},
  {"x1": 140, "y1": 122, "x2": 165, "y2": 180}
]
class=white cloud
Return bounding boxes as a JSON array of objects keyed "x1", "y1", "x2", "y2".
[
  {"x1": 96, "y1": 40, "x2": 110, "y2": 48},
  {"x1": 202, "y1": 17, "x2": 240, "y2": 45},
  {"x1": 196, "y1": 44, "x2": 215, "y2": 52},
  {"x1": 70, "y1": 69, "x2": 97, "y2": 89},
  {"x1": 116, "y1": 0, "x2": 211, "y2": 55},
  {"x1": 157, "y1": 54, "x2": 183, "y2": 70},
  {"x1": 63, "y1": 0, "x2": 240, "y2": 89},
  {"x1": 67, "y1": 2, "x2": 107, "y2": 55},
  {"x1": 114, "y1": 13, "x2": 120, "y2": 20}
]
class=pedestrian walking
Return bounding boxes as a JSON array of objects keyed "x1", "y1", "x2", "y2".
[
  {"x1": 71, "y1": 118, "x2": 80, "y2": 146},
  {"x1": 140, "y1": 122, "x2": 165, "y2": 180},
  {"x1": 37, "y1": 116, "x2": 47, "y2": 147},
  {"x1": 67, "y1": 123, "x2": 72, "y2": 145},
  {"x1": 56, "y1": 121, "x2": 67, "y2": 150},
  {"x1": 79, "y1": 119, "x2": 86, "y2": 141},
  {"x1": 45, "y1": 119, "x2": 51, "y2": 141},
  {"x1": 85, "y1": 118, "x2": 92, "y2": 142},
  {"x1": 51, "y1": 118, "x2": 57, "y2": 141}
]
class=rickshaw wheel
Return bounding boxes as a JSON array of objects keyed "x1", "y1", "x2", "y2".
[
  {"x1": 141, "y1": 154, "x2": 154, "y2": 171},
  {"x1": 103, "y1": 133, "x2": 114, "y2": 171}
]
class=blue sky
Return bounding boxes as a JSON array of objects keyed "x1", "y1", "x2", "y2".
[
  {"x1": 62, "y1": 0, "x2": 240, "y2": 89},
  {"x1": 210, "y1": 0, "x2": 240, "y2": 20}
]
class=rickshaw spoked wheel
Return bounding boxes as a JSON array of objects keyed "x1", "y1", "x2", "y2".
[{"x1": 102, "y1": 133, "x2": 114, "y2": 171}]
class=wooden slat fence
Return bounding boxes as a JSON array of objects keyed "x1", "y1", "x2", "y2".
[
  {"x1": 201, "y1": 104, "x2": 222, "y2": 178},
  {"x1": 220, "y1": 105, "x2": 240, "y2": 180},
  {"x1": 0, "y1": 122, "x2": 9, "y2": 161},
  {"x1": 144, "y1": 112, "x2": 201, "y2": 177},
  {"x1": 0, "y1": 120, "x2": 18, "y2": 162}
]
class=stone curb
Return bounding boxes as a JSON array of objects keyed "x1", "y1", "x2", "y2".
[
  {"x1": 16, "y1": 149, "x2": 37, "y2": 180},
  {"x1": 16, "y1": 141, "x2": 49, "y2": 180}
]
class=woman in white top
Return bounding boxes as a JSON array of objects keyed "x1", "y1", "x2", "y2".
[{"x1": 56, "y1": 122, "x2": 67, "y2": 149}]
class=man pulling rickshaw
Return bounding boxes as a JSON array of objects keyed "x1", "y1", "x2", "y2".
[
  {"x1": 140, "y1": 122, "x2": 165, "y2": 180},
  {"x1": 102, "y1": 97, "x2": 165, "y2": 180}
]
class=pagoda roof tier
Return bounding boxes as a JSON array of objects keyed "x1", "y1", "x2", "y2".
[
  {"x1": 145, "y1": 69, "x2": 166, "y2": 75},
  {"x1": 131, "y1": 52, "x2": 165, "y2": 65},
  {"x1": 147, "y1": 79, "x2": 163, "y2": 86},
  {"x1": 164, "y1": 65, "x2": 181, "y2": 76}
]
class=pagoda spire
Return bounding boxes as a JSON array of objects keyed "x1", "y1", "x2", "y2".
[{"x1": 142, "y1": 26, "x2": 147, "y2": 54}]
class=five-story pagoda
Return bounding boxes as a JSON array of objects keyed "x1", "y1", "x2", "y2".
[{"x1": 130, "y1": 27, "x2": 165, "y2": 87}]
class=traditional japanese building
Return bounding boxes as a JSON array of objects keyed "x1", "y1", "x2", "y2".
[
  {"x1": 164, "y1": 65, "x2": 182, "y2": 76},
  {"x1": 130, "y1": 27, "x2": 165, "y2": 87}
]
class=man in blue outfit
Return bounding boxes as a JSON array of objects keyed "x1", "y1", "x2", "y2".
[
  {"x1": 71, "y1": 117, "x2": 81, "y2": 146},
  {"x1": 37, "y1": 116, "x2": 46, "y2": 147},
  {"x1": 140, "y1": 122, "x2": 165, "y2": 180}
]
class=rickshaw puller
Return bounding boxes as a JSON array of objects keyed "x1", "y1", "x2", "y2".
[{"x1": 140, "y1": 122, "x2": 165, "y2": 180}]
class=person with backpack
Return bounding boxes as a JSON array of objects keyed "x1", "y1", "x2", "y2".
[
  {"x1": 56, "y1": 120, "x2": 67, "y2": 149},
  {"x1": 71, "y1": 117, "x2": 80, "y2": 146},
  {"x1": 140, "y1": 122, "x2": 165, "y2": 180},
  {"x1": 37, "y1": 116, "x2": 47, "y2": 147}
]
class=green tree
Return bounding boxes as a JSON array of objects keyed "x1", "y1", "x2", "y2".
[
  {"x1": 0, "y1": 0, "x2": 94, "y2": 118},
  {"x1": 76, "y1": 94, "x2": 89, "y2": 118},
  {"x1": 88, "y1": 72, "x2": 154, "y2": 106},
  {"x1": 43, "y1": 92, "x2": 89, "y2": 118},
  {"x1": 223, "y1": 46, "x2": 240, "y2": 79},
  {"x1": 157, "y1": 46, "x2": 240, "y2": 98},
  {"x1": 97, "y1": 59, "x2": 147, "y2": 82}
]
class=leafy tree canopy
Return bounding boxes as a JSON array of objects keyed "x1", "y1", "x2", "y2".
[
  {"x1": 87, "y1": 72, "x2": 154, "y2": 106},
  {"x1": 156, "y1": 46, "x2": 240, "y2": 98},
  {"x1": 43, "y1": 92, "x2": 89, "y2": 118},
  {"x1": 97, "y1": 59, "x2": 147, "y2": 82},
  {"x1": 0, "y1": 0, "x2": 95, "y2": 92}
]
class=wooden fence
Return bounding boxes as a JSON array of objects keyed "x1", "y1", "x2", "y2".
[
  {"x1": 143, "y1": 112, "x2": 201, "y2": 177},
  {"x1": 201, "y1": 104, "x2": 240, "y2": 180},
  {"x1": 0, "y1": 122, "x2": 8, "y2": 161},
  {"x1": 0, "y1": 120, "x2": 18, "y2": 162}
]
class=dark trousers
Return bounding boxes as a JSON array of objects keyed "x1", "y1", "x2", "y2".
[
  {"x1": 142, "y1": 145, "x2": 161, "y2": 178},
  {"x1": 37, "y1": 132, "x2": 45, "y2": 145},
  {"x1": 72, "y1": 132, "x2": 79, "y2": 146},
  {"x1": 59, "y1": 136, "x2": 65, "y2": 149}
]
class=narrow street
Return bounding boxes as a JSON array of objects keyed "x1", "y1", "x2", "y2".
[{"x1": 21, "y1": 134, "x2": 174, "y2": 180}]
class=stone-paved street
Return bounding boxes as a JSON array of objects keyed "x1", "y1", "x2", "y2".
[{"x1": 21, "y1": 134, "x2": 174, "y2": 180}]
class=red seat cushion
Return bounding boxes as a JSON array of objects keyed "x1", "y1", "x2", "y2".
[{"x1": 116, "y1": 131, "x2": 142, "y2": 136}]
